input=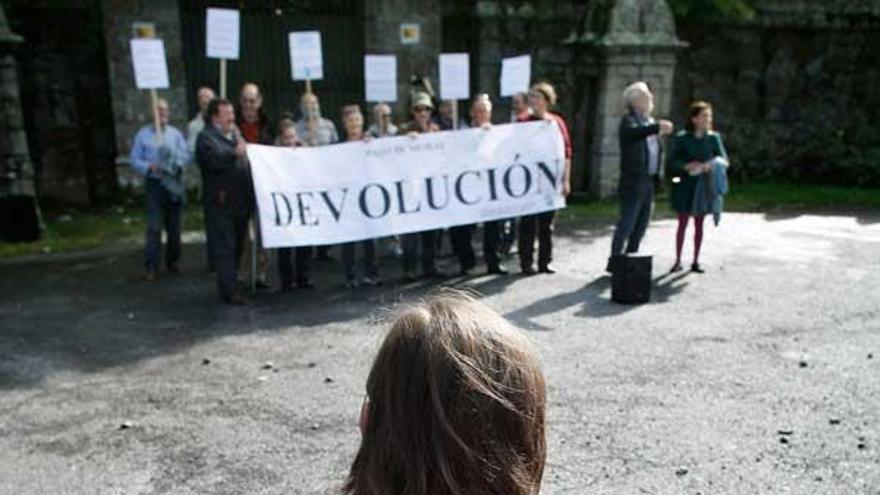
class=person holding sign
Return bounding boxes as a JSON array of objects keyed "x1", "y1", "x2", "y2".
[
  {"x1": 449, "y1": 94, "x2": 509, "y2": 276},
  {"x1": 366, "y1": 103, "x2": 398, "y2": 138},
  {"x1": 275, "y1": 124, "x2": 315, "y2": 292},
  {"x1": 294, "y1": 92, "x2": 339, "y2": 148},
  {"x1": 399, "y1": 92, "x2": 444, "y2": 282},
  {"x1": 434, "y1": 100, "x2": 468, "y2": 131},
  {"x1": 511, "y1": 91, "x2": 532, "y2": 123},
  {"x1": 295, "y1": 92, "x2": 340, "y2": 262},
  {"x1": 196, "y1": 98, "x2": 251, "y2": 305},
  {"x1": 518, "y1": 82, "x2": 572, "y2": 275},
  {"x1": 340, "y1": 105, "x2": 381, "y2": 289},
  {"x1": 129, "y1": 98, "x2": 191, "y2": 282}
]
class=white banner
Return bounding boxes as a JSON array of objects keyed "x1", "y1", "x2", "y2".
[
  {"x1": 206, "y1": 8, "x2": 240, "y2": 59},
  {"x1": 247, "y1": 121, "x2": 566, "y2": 248}
]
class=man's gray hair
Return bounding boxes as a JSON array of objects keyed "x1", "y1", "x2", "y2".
[{"x1": 622, "y1": 81, "x2": 651, "y2": 109}]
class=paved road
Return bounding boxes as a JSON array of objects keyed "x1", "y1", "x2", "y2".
[{"x1": 1, "y1": 212, "x2": 879, "y2": 494}]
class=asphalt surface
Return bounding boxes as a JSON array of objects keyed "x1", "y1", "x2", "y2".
[{"x1": 1, "y1": 211, "x2": 879, "y2": 494}]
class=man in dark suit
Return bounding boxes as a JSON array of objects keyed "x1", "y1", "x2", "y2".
[
  {"x1": 196, "y1": 98, "x2": 251, "y2": 304},
  {"x1": 607, "y1": 82, "x2": 674, "y2": 272}
]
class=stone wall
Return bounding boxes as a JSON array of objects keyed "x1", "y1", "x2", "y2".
[
  {"x1": 444, "y1": 0, "x2": 684, "y2": 197},
  {"x1": 671, "y1": 2, "x2": 880, "y2": 184},
  {"x1": 6, "y1": 0, "x2": 117, "y2": 205},
  {"x1": 364, "y1": 0, "x2": 442, "y2": 118}
]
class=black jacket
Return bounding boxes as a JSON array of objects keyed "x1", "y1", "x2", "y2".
[
  {"x1": 195, "y1": 125, "x2": 253, "y2": 214},
  {"x1": 618, "y1": 111, "x2": 661, "y2": 193}
]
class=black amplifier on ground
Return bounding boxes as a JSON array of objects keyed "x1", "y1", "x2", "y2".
[{"x1": 610, "y1": 254, "x2": 652, "y2": 304}]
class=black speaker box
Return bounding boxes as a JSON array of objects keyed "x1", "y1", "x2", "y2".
[{"x1": 610, "y1": 254, "x2": 652, "y2": 304}]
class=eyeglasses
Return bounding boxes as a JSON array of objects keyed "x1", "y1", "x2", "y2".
[{"x1": 413, "y1": 106, "x2": 431, "y2": 113}]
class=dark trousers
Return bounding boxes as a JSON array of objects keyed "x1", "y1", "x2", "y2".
[
  {"x1": 278, "y1": 246, "x2": 312, "y2": 288},
  {"x1": 402, "y1": 230, "x2": 437, "y2": 275},
  {"x1": 342, "y1": 239, "x2": 377, "y2": 281},
  {"x1": 518, "y1": 211, "x2": 555, "y2": 270},
  {"x1": 144, "y1": 179, "x2": 182, "y2": 271},
  {"x1": 610, "y1": 183, "x2": 654, "y2": 256},
  {"x1": 483, "y1": 220, "x2": 503, "y2": 270},
  {"x1": 450, "y1": 224, "x2": 476, "y2": 271},
  {"x1": 204, "y1": 204, "x2": 249, "y2": 300}
]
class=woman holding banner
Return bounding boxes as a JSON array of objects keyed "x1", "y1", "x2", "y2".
[
  {"x1": 518, "y1": 82, "x2": 572, "y2": 275},
  {"x1": 340, "y1": 105, "x2": 381, "y2": 289},
  {"x1": 399, "y1": 92, "x2": 444, "y2": 282}
]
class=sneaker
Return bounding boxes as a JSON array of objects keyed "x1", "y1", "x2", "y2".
[
  {"x1": 670, "y1": 262, "x2": 683, "y2": 273},
  {"x1": 691, "y1": 263, "x2": 705, "y2": 274},
  {"x1": 521, "y1": 266, "x2": 537, "y2": 276},
  {"x1": 142, "y1": 270, "x2": 158, "y2": 282}
]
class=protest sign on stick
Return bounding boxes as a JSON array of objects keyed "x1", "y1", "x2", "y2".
[
  {"x1": 206, "y1": 8, "x2": 240, "y2": 98},
  {"x1": 500, "y1": 55, "x2": 531, "y2": 97},
  {"x1": 439, "y1": 53, "x2": 469, "y2": 130},
  {"x1": 130, "y1": 38, "x2": 169, "y2": 143},
  {"x1": 365, "y1": 55, "x2": 398, "y2": 103}
]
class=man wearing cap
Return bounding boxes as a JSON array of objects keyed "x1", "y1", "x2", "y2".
[{"x1": 399, "y1": 92, "x2": 443, "y2": 281}]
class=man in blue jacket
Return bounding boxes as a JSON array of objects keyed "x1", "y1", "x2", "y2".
[{"x1": 129, "y1": 98, "x2": 191, "y2": 281}]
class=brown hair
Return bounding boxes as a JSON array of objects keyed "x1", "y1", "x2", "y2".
[
  {"x1": 344, "y1": 292, "x2": 547, "y2": 495},
  {"x1": 530, "y1": 82, "x2": 557, "y2": 108},
  {"x1": 685, "y1": 100, "x2": 713, "y2": 132}
]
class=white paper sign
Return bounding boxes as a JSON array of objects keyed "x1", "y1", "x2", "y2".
[
  {"x1": 289, "y1": 31, "x2": 324, "y2": 81},
  {"x1": 247, "y1": 121, "x2": 566, "y2": 248},
  {"x1": 206, "y1": 8, "x2": 240, "y2": 59},
  {"x1": 500, "y1": 55, "x2": 531, "y2": 97},
  {"x1": 439, "y1": 53, "x2": 470, "y2": 101},
  {"x1": 130, "y1": 39, "x2": 169, "y2": 89},
  {"x1": 364, "y1": 55, "x2": 397, "y2": 102}
]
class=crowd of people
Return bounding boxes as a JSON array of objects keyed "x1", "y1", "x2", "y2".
[
  {"x1": 131, "y1": 80, "x2": 575, "y2": 304},
  {"x1": 131, "y1": 78, "x2": 727, "y2": 305}
]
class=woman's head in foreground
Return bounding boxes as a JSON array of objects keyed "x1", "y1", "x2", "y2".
[{"x1": 344, "y1": 292, "x2": 547, "y2": 495}]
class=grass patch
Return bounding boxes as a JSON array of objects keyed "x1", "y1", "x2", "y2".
[
  {"x1": 0, "y1": 202, "x2": 204, "y2": 258},
  {"x1": 562, "y1": 181, "x2": 880, "y2": 223},
  {"x1": 2, "y1": 181, "x2": 877, "y2": 259}
]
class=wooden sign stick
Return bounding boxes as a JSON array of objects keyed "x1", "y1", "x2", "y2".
[{"x1": 220, "y1": 58, "x2": 227, "y2": 99}]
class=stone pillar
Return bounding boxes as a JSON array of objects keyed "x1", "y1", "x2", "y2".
[
  {"x1": 364, "y1": 0, "x2": 442, "y2": 117},
  {"x1": 0, "y1": 5, "x2": 41, "y2": 241},
  {"x1": 585, "y1": 0, "x2": 687, "y2": 197},
  {"x1": 101, "y1": 0, "x2": 188, "y2": 188}
]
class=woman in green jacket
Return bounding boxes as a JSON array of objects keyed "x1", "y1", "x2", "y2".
[{"x1": 666, "y1": 101, "x2": 728, "y2": 273}]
